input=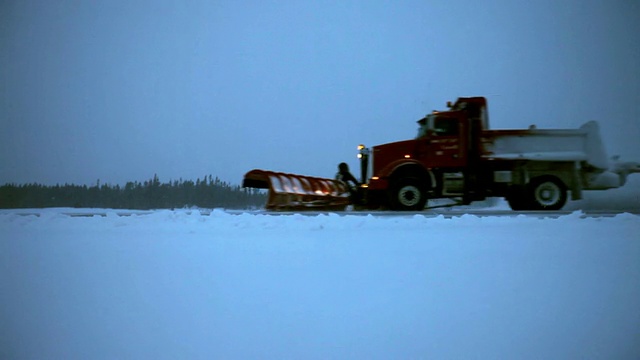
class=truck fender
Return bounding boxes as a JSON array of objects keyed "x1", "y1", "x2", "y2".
[{"x1": 384, "y1": 161, "x2": 434, "y2": 189}]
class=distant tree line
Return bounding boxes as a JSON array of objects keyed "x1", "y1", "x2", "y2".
[{"x1": 0, "y1": 174, "x2": 267, "y2": 210}]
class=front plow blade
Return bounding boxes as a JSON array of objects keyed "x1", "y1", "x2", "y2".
[{"x1": 242, "y1": 169, "x2": 351, "y2": 211}]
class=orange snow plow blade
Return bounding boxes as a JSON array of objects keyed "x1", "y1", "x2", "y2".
[{"x1": 242, "y1": 169, "x2": 351, "y2": 211}]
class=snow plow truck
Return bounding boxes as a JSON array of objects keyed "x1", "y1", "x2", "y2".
[{"x1": 243, "y1": 97, "x2": 640, "y2": 211}]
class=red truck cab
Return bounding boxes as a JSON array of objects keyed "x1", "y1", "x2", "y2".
[{"x1": 361, "y1": 97, "x2": 489, "y2": 209}]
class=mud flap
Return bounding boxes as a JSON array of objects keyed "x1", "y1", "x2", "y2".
[{"x1": 242, "y1": 169, "x2": 351, "y2": 211}]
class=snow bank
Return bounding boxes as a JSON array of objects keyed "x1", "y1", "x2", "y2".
[{"x1": 1, "y1": 210, "x2": 639, "y2": 359}]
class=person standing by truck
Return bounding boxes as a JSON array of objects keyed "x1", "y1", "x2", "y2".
[{"x1": 336, "y1": 162, "x2": 359, "y2": 200}]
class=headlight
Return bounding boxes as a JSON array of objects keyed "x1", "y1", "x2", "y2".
[{"x1": 357, "y1": 144, "x2": 369, "y2": 159}]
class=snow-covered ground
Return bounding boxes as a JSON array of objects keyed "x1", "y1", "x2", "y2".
[{"x1": 1, "y1": 208, "x2": 639, "y2": 359}]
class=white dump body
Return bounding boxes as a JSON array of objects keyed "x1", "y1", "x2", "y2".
[
  {"x1": 481, "y1": 121, "x2": 639, "y2": 190},
  {"x1": 482, "y1": 121, "x2": 609, "y2": 170}
]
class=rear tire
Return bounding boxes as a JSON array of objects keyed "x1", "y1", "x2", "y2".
[
  {"x1": 528, "y1": 177, "x2": 567, "y2": 210},
  {"x1": 389, "y1": 177, "x2": 428, "y2": 211}
]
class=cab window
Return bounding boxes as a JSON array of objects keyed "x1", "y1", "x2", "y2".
[{"x1": 433, "y1": 117, "x2": 459, "y2": 136}]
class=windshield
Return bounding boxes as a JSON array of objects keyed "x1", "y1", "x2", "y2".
[{"x1": 416, "y1": 115, "x2": 430, "y2": 139}]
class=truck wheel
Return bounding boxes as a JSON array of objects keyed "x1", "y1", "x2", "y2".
[
  {"x1": 528, "y1": 177, "x2": 567, "y2": 210},
  {"x1": 390, "y1": 178, "x2": 428, "y2": 211}
]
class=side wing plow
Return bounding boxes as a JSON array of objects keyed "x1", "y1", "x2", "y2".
[{"x1": 242, "y1": 169, "x2": 351, "y2": 211}]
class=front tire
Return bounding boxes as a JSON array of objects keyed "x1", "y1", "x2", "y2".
[{"x1": 389, "y1": 177, "x2": 428, "y2": 211}]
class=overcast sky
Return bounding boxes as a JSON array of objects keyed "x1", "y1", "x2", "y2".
[{"x1": 1, "y1": 0, "x2": 639, "y2": 186}]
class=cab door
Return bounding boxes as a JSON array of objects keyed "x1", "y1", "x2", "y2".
[{"x1": 416, "y1": 113, "x2": 468, "y2": 169}]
